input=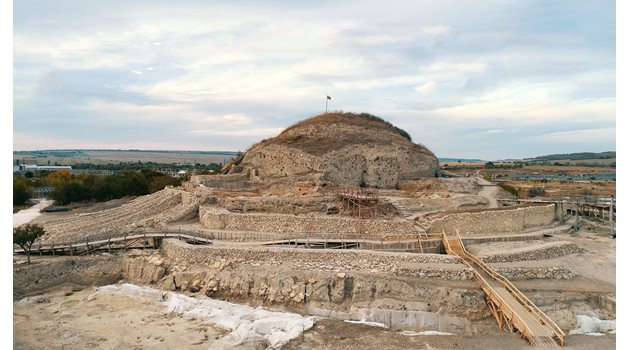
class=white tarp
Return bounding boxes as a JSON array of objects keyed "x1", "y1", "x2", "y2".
[
  {"x1": 343, "y1": 319, "x2": 388, "y2": 328},
  {"x1": 96, "y1": 283, "x2": 315, "y2": 349},
  {"x1": 398, "y1": 330, "x2": 455, "y2": 336},
  {"x1": 569, "y1": 314, "x2": 616, "y2": 336}
]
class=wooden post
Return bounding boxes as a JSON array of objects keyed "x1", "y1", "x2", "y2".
[
  {"x1": 86, "y1": 238, "x2": 89, "y2": 255},
  {"x1": 108, "y1": 238, "x2": 111, "y2": 253},
  {"x1": 143, "y1": 233, "x2": 147, "y2": 249},
  {"x1": 39, "y1": 241, "x2": 42, "y2": 256},
  {"x1": 52, "y1": 242, "x2": 55, "y2": 256},
  {"x1": 610, "y1": 196, "x2": 615, "y2": 236}
]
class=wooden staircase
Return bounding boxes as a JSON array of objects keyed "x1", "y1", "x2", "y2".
[{"x1": 442, "y1": 230, "x2": 565, "y2": 347}]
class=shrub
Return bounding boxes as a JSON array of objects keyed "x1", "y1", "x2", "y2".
[
  {"x1": 528, "y1": 187, "x2": 546, "y2": 198},
  {"x1": 499, "y1": 183, "x2": 519, "y2": 197},
  {"x1": 13, "y1": 178, "x2": 33, "y2": 206}
]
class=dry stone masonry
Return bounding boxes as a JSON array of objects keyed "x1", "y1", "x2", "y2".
[
  {"x1": 427, "y1": 204, "x2": 556, "y2": 234},
  {"x1": 479, "y1": 241, "x2": 583, "y2": 263},
  {"x1": 199, "y1": 206, "x2": 416, "y2": 235},
  {"x1": 161, "y1": 239, "x2": 473, "y2": 280},
  {"x1": 493, "y1": 266, "x2": 576, "y2": 280}
]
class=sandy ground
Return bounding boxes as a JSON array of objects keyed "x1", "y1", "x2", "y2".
[
  {"x1": 14, "y1": 286, "x2": 615, "y2": 350},
  {"x1": 14, "y1": 287, "x2": 229, "y2": 350},
  {"x1": 469, "y1": 229, "x2": 616, "y2": 290},
  {"x1": 284, "y1": 318, "x2": 615, "y2": 350}
]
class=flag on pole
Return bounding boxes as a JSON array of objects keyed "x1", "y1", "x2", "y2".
[{"x1": 327, "y1": 95, "x2": 331, "y2": 100}]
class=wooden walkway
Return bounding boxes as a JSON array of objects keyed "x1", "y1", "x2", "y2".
[
  {"x1": 442, "y1": 230, "x2": 564, "y2": 347},
  {"x1": 13, "y1": 232, "x2": 212, "y2": 256}
]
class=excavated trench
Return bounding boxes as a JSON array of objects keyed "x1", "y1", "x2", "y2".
[{"x1": 13, "y1": 241, "x2": 615, "y2": 336}]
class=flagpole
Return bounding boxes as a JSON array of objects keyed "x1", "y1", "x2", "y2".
[{"x1": 326, "y1": 97, "x2": 328, "y2": 113}]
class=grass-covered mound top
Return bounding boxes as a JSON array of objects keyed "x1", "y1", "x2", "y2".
[
  {"x1": 283, "y1": 112, "x2": 412, "y2": 141},
  {"x1": 249, "y1": 112, "x2": 431, "y2": 157}
]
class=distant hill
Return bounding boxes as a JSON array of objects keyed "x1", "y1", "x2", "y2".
[
  {"x1": 13, "y1": 149, "x2": 240, "y2": 155},
  {"x1": 525, "y1": 151, "x2": 615, "y2": 161},
  {"x1": 438, "y1": 158, "x2": 484, "y2": 163}
]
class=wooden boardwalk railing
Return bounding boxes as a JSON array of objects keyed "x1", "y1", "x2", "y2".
[
  {"x1": 13, "y1": 232, "x2": 212, "y2": 256},
  {"x1": 442, "y1": 230, "x2": 564, "y2": 347}
]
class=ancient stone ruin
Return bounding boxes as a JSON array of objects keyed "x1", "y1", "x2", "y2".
[
  {"x1": 240, "y1": 112, "x2": 439, "y2": 188},
  {"x1": 19, "y1": 112, "x2": 615, "y2": 348}
]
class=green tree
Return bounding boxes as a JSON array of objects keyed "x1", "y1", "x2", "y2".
[
  {"x1": 13, "y1": 224, "x2": 45, "y2": 265},
  {"x1": 13, "y1": 178, "x2": 33, "y2": 206}
]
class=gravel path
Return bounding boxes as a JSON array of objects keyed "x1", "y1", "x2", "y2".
[{"x1": 475, "y1": 177, "x2": 498, "y2": 208}]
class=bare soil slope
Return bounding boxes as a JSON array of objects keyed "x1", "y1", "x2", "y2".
[{"x1": 241, "y1": 112, "x2": 439, "y2": 188}]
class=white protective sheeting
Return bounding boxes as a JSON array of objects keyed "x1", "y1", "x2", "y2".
[
  {"x1": 569, "y1": 314, "x2": 616, "y2": 336},
  {"x1": 398, "y1": 330, "x2": 455, "y2": 336},
  {"x1": 343, "y1": 319, "x2": 388, "y2": 328},
  {"x1": 96, "y1": 284, "x2": 315, "y2": 349}
]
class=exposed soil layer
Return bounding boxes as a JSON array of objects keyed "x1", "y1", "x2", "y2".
[{"x1": 283, "y1": 318, "x2": 615, "y2": 350}]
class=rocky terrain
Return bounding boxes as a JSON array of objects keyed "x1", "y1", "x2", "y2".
[{"x1": 240, "y1": 112, "x2": 439, "y2": 188}]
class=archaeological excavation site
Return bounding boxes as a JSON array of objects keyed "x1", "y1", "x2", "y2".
[{"x1": 14, "y1": 113, "x2": 616, "y2": 349}]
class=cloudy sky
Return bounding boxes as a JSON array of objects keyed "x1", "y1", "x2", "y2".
[{"x1": 13, "y1": 0, "x2": 615, "y2": 159}]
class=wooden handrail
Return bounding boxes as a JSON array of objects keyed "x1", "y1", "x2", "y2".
[
  {"x1": 453, "y1": 229, "x2": 565, "y2": 344},
  {"x1": 13, "y1": 232, "x2": 213, "y2": 254}
]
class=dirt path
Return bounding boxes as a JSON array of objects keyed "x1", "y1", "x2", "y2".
[
  {"x1": 13, "y1": 199, "x2": 54, "y2": 227},
  {"x1": 475, "y1": 177, "x2": 498, "y2": 208}
]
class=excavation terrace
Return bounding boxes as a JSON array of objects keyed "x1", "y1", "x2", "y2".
[{"x1": 14, "y1": 113, "x2": 616, "y2": 349}]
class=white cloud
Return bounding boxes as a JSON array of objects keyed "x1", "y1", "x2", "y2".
[
  {"x1": 415, "y1": 81, "x2": 436, "y2": 94},
  {"x1": 188, "y1": 127, "x2": 284, "y2": 137},
  {"x1": 421, "y1": 26, "x2": 451, "y2": 35},
  {"x1": 12, "y1": 0, "x2": 615, "y2": 158},
  {"x1": 527, "y1": 128, "x2": 615, "y2": 144}
]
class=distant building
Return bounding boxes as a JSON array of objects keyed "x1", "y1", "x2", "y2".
[
  {"x1": 17, "y1": 164, "x2": 72, "y2": 172},
  {"x1": 71, "y1": 169, "x2": 115, "y2": 176}
]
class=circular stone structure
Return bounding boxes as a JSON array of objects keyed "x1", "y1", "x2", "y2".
[{"x1": 241, "y1": 112, "x2": 439, "y2": 188}]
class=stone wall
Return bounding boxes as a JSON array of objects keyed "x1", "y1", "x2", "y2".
[
  {"x1": 199, "y1": 206, "x2": 416, "y2": 235},
  {"x1": 427, "y1": 204, "x2": 556, "y2": 234},
  {"x1": 190, "y1": 173, "x2": 252, "y2": 189},
  {"x1": 218, "y1": 196, "x2": 338, "y2": 215},
  {"x1": 493, "y1": 266, "x2": 576, "y2": 280},
  {"x1": 480, "y1": 241, "x2": 582, "y2": 263},
  {"x1": 241, "y1": 144, "x2": 320, "y2": 178},
  {"x1": 320, "y1": 144, "x2": 438, "y2": 188},
  {"x1": 161, "y1": 239, "x2": 472, "y2": 280},
  {"x1": 123, "y1": 248, "x2": 486, "y2": 333}
]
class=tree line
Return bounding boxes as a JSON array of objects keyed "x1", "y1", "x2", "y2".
[{"x1": 13, "y1": 169, "x2": 182, "y2": 206}]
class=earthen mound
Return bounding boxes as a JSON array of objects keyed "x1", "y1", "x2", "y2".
[{"x1": 241, "y1": 112, "x2": 439, "y2": 188}]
